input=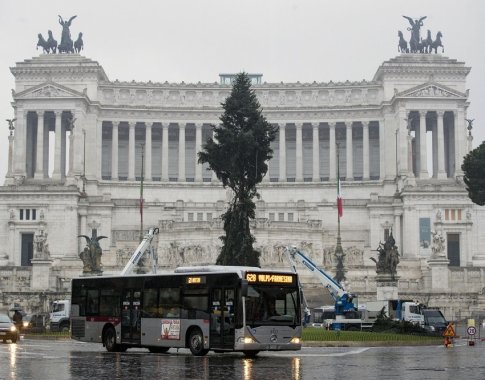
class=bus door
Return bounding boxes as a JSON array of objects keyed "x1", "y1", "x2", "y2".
[
  {"x1": 210, "y1": 288, "x2": 235, "y2": 349},
  {"x1": 121, "y1": 289, "x2": 142, "y2": 344}
]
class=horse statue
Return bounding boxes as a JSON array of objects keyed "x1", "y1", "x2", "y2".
[
  {"x1": 398, "y1": 31, "x2": 409, "y2": 53},
  {"x1": 421, "y1": 30, "x2": 433, "y2": 54},
  {"x1": 74, "y1": 32, "x2": 83, "y2": 53},
  {"x1": 47, "y1": 30, "x2": 57, "y2": 53},
  {"x1": 430, "y1": 31, "x2": 444, "y2": 54},
  {"x1": 370, "y1": 231, "x2": 400, "y2": 279}
]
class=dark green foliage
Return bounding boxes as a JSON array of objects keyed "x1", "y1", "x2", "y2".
[
  {"x1": 198, "y1": 73, "x2": 277, "y2": 266},
  {"x1": 372, "y1": 307, "x2": 427, "y2": 334},
  {"x1": 462, "y1": 140, "x2": 485, "y2": 206}
]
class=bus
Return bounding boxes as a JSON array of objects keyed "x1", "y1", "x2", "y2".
[{"x1": 70, "y1": 266, "x2": 302, "y2": 357}]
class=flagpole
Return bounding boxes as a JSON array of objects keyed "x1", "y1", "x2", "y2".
[
  {"x1": 139, "y1": 143, "x2": 145, "y2": 242},
  {"x1": 335, "y1": 142, "x2": 345, "y2": 283}
]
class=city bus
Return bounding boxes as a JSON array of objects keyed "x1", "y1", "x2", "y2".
[{"x1": 70, "y1": 266, "x2": 302, "y2": 357}]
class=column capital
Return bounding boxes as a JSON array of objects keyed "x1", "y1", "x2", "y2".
[
  {"x1": 436, "y1": 110, "x2": 446, "y2": 117},
  {"x1": 311, "y1": 122, "x2": 319, "y2": 129},
  {"x1": 195, "y1": 122, "x2": 203, "y2": 128},
  {"x1": 417, "y1": 110, "x2": 428, "y2": 117},
  {"x1": 162, "y1": 122, "x2": 170, "y2": 128},
  {"x1": 328, "y1": 121, "x2": 336, "y2": 128},
  {"x1": 128, "y1": 121, "x2": 136, "y2": 128},
  {"x1": 278, "y1": 122, "x2": 286, "y2": 128},
  {"x1": 36, "y1": 110, "x2": 46, "y2": 116},
  {"x1": 295, "y1": 122, "x2": 303, "y2": 129},
  {"x1": 178, "y1": 122, "x2": 186, "y2": 129},
  {"x1": 345, "y1": 121, "x2": 353, "y2": 128},
  {"x1": 362, "y1": 121, "x2": 370, "y2": 128},
  {"x1": 145, "y1": 122, "x2": 154, "y2": 128},
  {"x1": 54, "y1": 110, "x2": 63, "y2": 117}
]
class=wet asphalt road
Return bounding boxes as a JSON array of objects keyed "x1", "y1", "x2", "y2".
[{"x1": 0, "y1": 338, "x2": 484, "y2": 380}]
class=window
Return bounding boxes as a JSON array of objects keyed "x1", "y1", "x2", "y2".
[
  {"x1": 207, "y1": 213, "x2": 213, "y2": 222},
  {"x1": 288, "y1": 213, "x2": 294, "y2": 222},
  {"x1": 26, "y1": 209, "x2": 30, "y2": 220},
  {"x1": 32, "y1": 209, "x2": 36, "y2": 220},
  {"x1": 269, "y1": 213, "x2": 275, "y2": 222},
  {"x1": 187, "y1": 213, "x2": 194, "y2": 222},
  {"x1": 142, "y1": 288, "x2": 159, "y2": 317},
  {"x1": 20, "y1": 209, "x2": 24, "y2": 220},
  {"x1": 160, "y1": 288, "x2": 180, "y2": 318},
  {"x1": 278, "y1": 213, "x2": 285, "y2": 221},
  {"x1": 197, "y1": 213, "x2": 203, "y2": 221}
]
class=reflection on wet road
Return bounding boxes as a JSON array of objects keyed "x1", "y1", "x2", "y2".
[{"x1": 0, "y1": 339, "x2": 484, "y2": 380}]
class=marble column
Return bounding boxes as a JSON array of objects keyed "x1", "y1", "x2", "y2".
[
  {"x1": 454, "y1": 109, "x2": 465, "y2": 177},
  {"x1": 212, "y1": 128, "x2": 218, "y2": 182},
  {"x1": 178, "y1": 123, "x2": 186, "y2": 181},
  {"x1": 394, "y1": 211, "x2": 402, "y2": 256},
  {"x1": 7, "y1": 135, "x2": 14, "y2": 177},
  {"x1": 363, "y1": 121, "x2": 370, "y2": 180},
  {"x1": 312, "y1": 122, "x2": 320, "y2": 182},
  {"x1": 329, "y1": 122, "x2": 336, "y2": 181},
  {"x1": 111, "y1": 122, "x2": 119, "y2": 180},
  {"x1": 96, "y1": 120, "x2": 103, "y2": 180},
  {"x1": 379, "y1": 120, "x2": 385, "y2": 180},
  {"x1": 195, "y1": 122, "x2": 203, "y2": 182},
  {"x1": 418, "y1": 111, "x2": 429, "y2": 178},
  {"x1": 345, "y1": 122, "x2": 353, "y2": 180},
  {"x1": 13, "y1": 109, "x2": 27, "y2": 176},
  {"x1": 399, "y1": 109, "x2": 409, "y2": 175},
  {"x1": 436, "y1": 111, "x2": 447, "y2": 179},
  {"x1": 162, "y1": 122, "x2": 169, "y2": 181},
  {"x1": 128, "y1": 122, "x2": 135, "y2": 181},
  {"x1": 34, "y1": 110, "x2": 45, "y2": 179},
  {"x1": 145, "y1": 122, "x2": 152, "y2": 181},
  {"x1": 295, "y1": 123, "x2": 303, "y2": 181},
  {"x1": 278, "y1": 123, "x2": 286, "y2": 182},
  {"x1": 52, "y1": 111, "x2": 63, "y2": 180}
]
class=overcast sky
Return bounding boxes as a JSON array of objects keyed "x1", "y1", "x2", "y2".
[{"x1": 1, "y1": 0, "x2": 484, "y2": 181}]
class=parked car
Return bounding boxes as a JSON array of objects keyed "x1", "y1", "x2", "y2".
[
  {"x1": 422, "y1": 308, "x2": 447, "y2": 335},
  {"x1": 22, "y1": 314, "x2": 48, "y2": 333},
  {"x1": 0, "y1": 313, "x2": 19, "y2": 343}
]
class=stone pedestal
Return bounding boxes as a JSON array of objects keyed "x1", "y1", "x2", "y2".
[
  {"x1": 428, "y1": 256, "x2": 450, "y2": 290},
  {"x1": 376, "y1": 274, "x2": 399, "y2": 301},
  {"x1": 31, "y1": 259, "x2": 53, "y2": 290}
]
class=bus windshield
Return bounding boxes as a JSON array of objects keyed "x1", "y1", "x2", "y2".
[{"x1": 245, "y1": 285, "x2": 300, "y2": 326}]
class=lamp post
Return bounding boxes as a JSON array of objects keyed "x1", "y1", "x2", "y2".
[{"x1": 334, "y1": 143, "x2": 345, "y2": 283}]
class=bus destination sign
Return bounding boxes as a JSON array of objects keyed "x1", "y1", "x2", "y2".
[
  {"x1": 245, "y1": 272, "x2": 294, "y2": 285},
  {"x1": 186, "y1": 276, "x2": 206, "y2": 285}
]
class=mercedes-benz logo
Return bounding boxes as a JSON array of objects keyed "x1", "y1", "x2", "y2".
[{"x1": 270, "y1": 334, "x2": 278, "y2": 343}]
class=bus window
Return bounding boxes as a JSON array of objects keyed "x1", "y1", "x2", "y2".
[
  {"x1": 142, "y1": 288, "x2": 159, "y2": 317},
  {"x1": 99, "y1": 289, "x2": 120, "y2": 316},
  {"x1": 160, "y1": 288, "x2": 180, "y2": 317},
  {"x1": 86, "y1": 289, "x2": 99, "y2": 316},
  {"x1": 183, "y1": 295, "x2": 209, "y2": 319}
]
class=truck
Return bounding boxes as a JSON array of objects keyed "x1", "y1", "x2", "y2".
[
  {"x1": 49, "y1": 299, "x2": 71, "y2": 332},
  {"x1": 283, "y1": 246, "x2": 361, "y2": 330},
  {"x1": 312, "y1": 304, "x2": 374, "y2": 330},
  {"x1": 365, "y1": 300, "x2": 424, "y2": 325}
]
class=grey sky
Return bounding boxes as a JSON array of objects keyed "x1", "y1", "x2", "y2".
[{"x1": 1, "y1": 0, "x2": 484, "y2": 181}]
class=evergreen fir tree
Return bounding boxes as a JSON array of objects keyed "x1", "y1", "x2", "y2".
[
  {"x1": 462, "y1": 140, "x2": 485, "y2": 206},
  {"x1": 198, "y1": 73, "x2": 277, "y2": 266}
]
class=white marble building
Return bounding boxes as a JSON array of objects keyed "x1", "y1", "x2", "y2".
[{"x1": 1, "y1": 53, "x2": 485, "y2": 319}]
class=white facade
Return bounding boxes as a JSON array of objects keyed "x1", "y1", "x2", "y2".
[{"x1": 1, "y1": 53, "x2": 485, "y2": 319}]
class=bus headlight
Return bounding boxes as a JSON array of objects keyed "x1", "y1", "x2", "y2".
[
  {"x1": 290, "y1": 337, "x2": 300, "y2": 344},
  {"x1": 23, "y1": 321, "x2": 29, "y2": 328},
  {"x1": 237, "y1": 336, "x2": 255, "y2": 344},
  {"x1": 10, "y1": 326, "x2": 17, "y2": 332}
]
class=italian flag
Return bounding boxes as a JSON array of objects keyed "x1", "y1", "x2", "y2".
[{"x1": 337, "y1": 176, "x2": 343, "y2": 218}]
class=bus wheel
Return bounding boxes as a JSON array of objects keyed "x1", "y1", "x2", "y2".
[
  {"x1": 188, "y1": 328, "x2": 208, "y2": 356},
  {"x1": 148, "y1": 347, "x2": 170, "y2": 353},
  {"x1": 104, "y1": 327, "x2": 119, "y2": 352},
  {"x1": 243, "y1": 351, "x2": 259, "y2": 358},
  {"x1": 60, "y1": 325, "x2": 70, "y2": 333}
]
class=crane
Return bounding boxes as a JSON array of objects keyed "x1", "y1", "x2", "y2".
[
  {"x1": 283, "y1": 246, "x2": 358, "y2": 322},
  {"x1": 120, "y1": 227, "x2": 159, "y2": 276}
]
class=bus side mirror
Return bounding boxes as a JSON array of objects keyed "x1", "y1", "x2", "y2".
[{"x1": 241, "y1": 280, "x2": 248, "y2": 297}]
